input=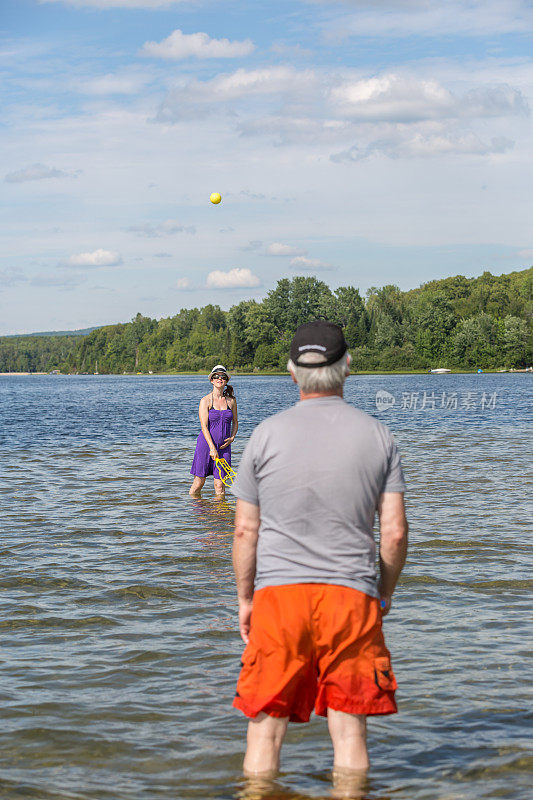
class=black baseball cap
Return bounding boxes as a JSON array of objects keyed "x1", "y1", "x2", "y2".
[{"x1": 290, "y1": 320, "x2": 347, "y2": 368}]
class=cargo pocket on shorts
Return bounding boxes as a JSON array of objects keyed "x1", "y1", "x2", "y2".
[{"x1": 374, "y1": 657, "x2": 397, "y2": 691}]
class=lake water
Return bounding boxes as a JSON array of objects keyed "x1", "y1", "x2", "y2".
[{"x1": 0, "y1": 374, "x2": 531, "y2": 800}]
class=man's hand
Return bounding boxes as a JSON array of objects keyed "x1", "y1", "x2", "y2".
[
  {"x1": 238, "y1": 598, "x2": 254, "y2": 644},
  {"x1": 378, "y1": 592, "x2": 392, "y2": 617}
]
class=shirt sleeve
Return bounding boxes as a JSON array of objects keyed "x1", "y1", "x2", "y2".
[
  {"x1": 381, "y1": 433, "x2": 407, "y2": 493},
  {"x1": 231, "y1": 429, "x2": 260, "y2": 505}
]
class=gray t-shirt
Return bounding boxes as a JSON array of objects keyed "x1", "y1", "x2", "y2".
[{"x1": 231, "y1": 395, "x2": 406, "y2": 598}]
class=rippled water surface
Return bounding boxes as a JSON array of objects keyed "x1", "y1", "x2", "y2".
[{"x1": 1, "y1": 374, "x2": 531, "y2": 800}]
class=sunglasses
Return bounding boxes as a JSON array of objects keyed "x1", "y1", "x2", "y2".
[{"x1": 212, "y1": 374, "x2": 228, "y2": 381}]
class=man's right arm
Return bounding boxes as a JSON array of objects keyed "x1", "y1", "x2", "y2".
[
  {"x1": 233, "y1": 498, "x2": 260, "y2": 644},
  {"x1": 377, "y1": 491, "x2": 408, "y2": 616}
]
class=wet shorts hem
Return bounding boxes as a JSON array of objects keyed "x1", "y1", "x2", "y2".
[
  {"x1": 233, "y1": 696, "x2": 311, "y2": 723},
  {"x1": 315, "y1": 697, "x2": 397, "y2": 718}
]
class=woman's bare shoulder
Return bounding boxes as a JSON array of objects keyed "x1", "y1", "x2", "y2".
[{"x1": 199, "y1": 393, "x2": 212, "y2": 405}]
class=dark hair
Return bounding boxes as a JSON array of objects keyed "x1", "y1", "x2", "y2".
[{"x1": 224, "y1": 383, "x2": 235, "y2": 399}]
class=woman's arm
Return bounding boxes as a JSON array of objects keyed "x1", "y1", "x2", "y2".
[
  {"x1": 199, "y1": 396, "x2": 218, "y2": 460},
  {"x1": 222, "y1": 397, "x2": 238, "y2": 449}
]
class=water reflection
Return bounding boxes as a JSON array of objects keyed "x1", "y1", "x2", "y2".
[
  {"x1": 235, "y1": 770, "x2": 379, "y2": 800},
  {"x1": 235, "y1": 775, "x2": 286, "y2": 800},
  {"x1": 190, "y1": 495, "x2": 235, "y2": 535},
  {"x1": 330, "y1": 769, "x2": 370, "y2": 800}
]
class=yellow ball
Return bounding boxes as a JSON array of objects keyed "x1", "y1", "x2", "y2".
[{"x1": 210, "y1": 192, "x2": 222, "y2": 204}]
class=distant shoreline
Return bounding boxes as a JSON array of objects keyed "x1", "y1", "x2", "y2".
[{"x1": 1, "y1": 370, "x2": 529, "y2": 377}]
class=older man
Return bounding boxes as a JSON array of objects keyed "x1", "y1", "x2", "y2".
[{"x1": 231, "y1": 320, "x2": 408, "y2": 778}]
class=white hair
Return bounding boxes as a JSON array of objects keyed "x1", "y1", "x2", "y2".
[{"x1": 287, "y1": 350, "x2": 351, "y2": 393}]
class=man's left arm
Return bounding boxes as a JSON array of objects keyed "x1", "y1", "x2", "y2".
[{"x1": 233, "y1": 498, "x2": 260, "y2": 644}]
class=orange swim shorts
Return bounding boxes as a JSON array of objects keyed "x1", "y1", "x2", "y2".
[{"x1": 234, "y1": 583, "x2": 397, "y2": 723}]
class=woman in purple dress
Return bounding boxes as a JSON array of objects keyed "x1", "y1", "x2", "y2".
[{"x1": 189, "y1": 365, "x2": 238, "y2": 497}]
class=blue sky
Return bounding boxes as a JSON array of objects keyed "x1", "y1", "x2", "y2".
[{"x1": 1, "y1": 0, "x2": 532, "y2": 334}]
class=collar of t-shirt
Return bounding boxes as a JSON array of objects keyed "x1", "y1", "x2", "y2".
[{"x1": 296, "y1": 395, "x2": 344, "y2": 407}]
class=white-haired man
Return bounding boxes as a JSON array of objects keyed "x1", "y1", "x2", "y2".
[{"x1": 231, "y1": 320, "x2": 408, "y2": 781}]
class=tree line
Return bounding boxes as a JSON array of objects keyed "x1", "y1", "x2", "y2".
[{"x1": 1, "y1": 267, "x2": 531, "y2": 373}]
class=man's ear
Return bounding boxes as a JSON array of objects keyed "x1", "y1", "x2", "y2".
[
  {"x1": 345, "y1": 353, "x2": 352, "y2": 376},
  {"x1": 287, "y1": 360, "x2": 298, "y2": 384}
]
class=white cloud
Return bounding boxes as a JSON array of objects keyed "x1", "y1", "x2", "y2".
[
  {"x1": 157, "y1": 67, "x2": 313, "y2": 121},
  {"x1": 206, "y1": 268, "x2": 261, "y2": 289},
  {"x1": 156, "y1": 220, "x2": 195, "y2": 235},
  {"x1": 332, "y1": 75, "x2": 454, "y2": 122},
  {"x1": 330, "y1": 75, "x2": 527, "y2": 122},
  {"x1": 517, "y1": 248, "x2": 533, "y2": 260},
  {"x1": 238, "y1": 190, "x2": 267, "y2": 200},
  {"x1": 141, "y1": 29, "x2": 254, "y2": 60},
  {"x1": 237, "y1": 115, "x2": 350, "y2": 142},
  {"x1": 128, "y1": 220, "x2": 196, "y2": 237},
  {"x1": 67, "y1": 249, "x2": 122, "y2": 268},
  {"x1": 314, "y1": 1, "x2": 533, "y2": 38},
  {"x1": 290, "y1": 256, "x2": 334, "y2": 270},
  {"x1": 78, "y1": 71, "x2": 150, "y2": 96},
  {"x1": 266, "y1": 242, "x2": 307, "y2": 256},
  {"x1": 5, "y1": 163, "x2": 77, "y2": 183},
  {"x1": 402, "y1": 133, "x2": 514, "y2": 157},
  {"x1": 200, "y1": 67, "x2": 302, "y2": 99},
  {"x1": 156, "y1": 66, "x2": 528, "y2": 162},
  {"x1": 331, "y1": 130, "x2": 515, "y2": 161},
  {"x1": 176, "y1": 277, "x2": 191, "y2": 289}
]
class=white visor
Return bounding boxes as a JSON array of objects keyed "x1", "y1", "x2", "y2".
[{"x1": 208, "y1": 364, "x2": 230, "y2": 380}]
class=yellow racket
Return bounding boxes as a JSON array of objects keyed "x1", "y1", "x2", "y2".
[{"x1": 215, "y1": 457, "x2": 236, "y2": 487}]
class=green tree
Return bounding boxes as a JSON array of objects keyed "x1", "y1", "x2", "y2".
[
  {"x1": 366, "y1": 285, "x2": 406, "y2": 350},
  {"x1": 253, "y1": 343, "x2": 279, "y2": 369},
  {"x1": 325, "y1": 286, "x2": 369, "y2": 347},
  {"x1": 243, "y1": 302, "x2": 277, "y2": 349},
  {"x1": 129, "y1": 313, "x2": 156, "y2": 370},
  {"x1": 452, "y1": 313, "x2": 499, "y2": 367},
  {"x1": 227, "y1": 301, "x2": 257, "y2": 366},
  {"x1": 266, "y1": 277, "x2": 333, "y2": 335},
  {"x1": 409, "y1": 291, "x2": 457, "y2": 363},
  {"x1": 501, "y1": 315, "x2": 531, "y2": 366}
]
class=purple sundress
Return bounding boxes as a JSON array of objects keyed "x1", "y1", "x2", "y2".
[{"x1": 190, "y1": 398, "x2": 233, "y2": 479}]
